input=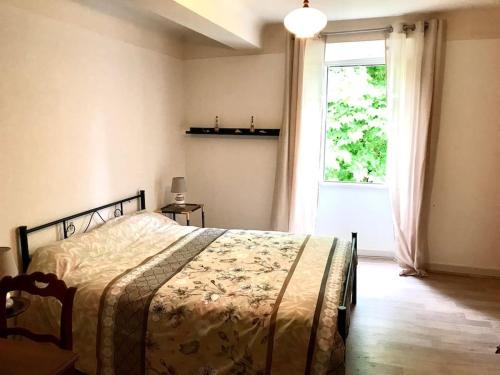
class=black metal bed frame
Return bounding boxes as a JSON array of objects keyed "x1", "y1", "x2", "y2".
[
  {"x1": 17, "y1": 190, "x2": 145, "y2": 272},
  {"x1": 338, "y1": 232, "x2": 358, "y2": 343},
  {"x1": 16, "y1": 189, "x2": 357, "y2": 348}
]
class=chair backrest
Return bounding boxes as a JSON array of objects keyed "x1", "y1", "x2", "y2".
[{"x1": 0, "y1": 272, "x2": 77, "y2": 350}]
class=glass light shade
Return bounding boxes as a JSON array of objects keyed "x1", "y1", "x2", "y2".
[{"x1": 284, "y1": 6, "x2": 327, "y2": 38}]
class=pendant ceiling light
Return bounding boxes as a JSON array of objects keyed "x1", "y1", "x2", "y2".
[{"x1": 284, "y1": 0, "x2": 327, "y2": 38}]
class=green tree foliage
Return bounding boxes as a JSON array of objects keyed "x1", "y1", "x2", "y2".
[{"x1": 324, "y1": 65, "x2": 388, "y2": 183}]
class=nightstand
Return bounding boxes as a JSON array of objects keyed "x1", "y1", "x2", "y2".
[{"x1": 160, "y1": 203, "x2": 205, "y2": 227}]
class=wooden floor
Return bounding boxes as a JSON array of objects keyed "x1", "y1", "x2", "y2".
[{"x1": 345, "y1": 258, "x2": 500, "y2": 374}]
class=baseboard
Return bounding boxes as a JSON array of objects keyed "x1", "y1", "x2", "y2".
[
  {"x1": 426, "y1": 263, "x2": 500, "y2": 279},
  {"x1": 356, "y1": 256, "x2": 500, "y2": 279},
  {"x1": 357, "y1": 249, "x2": 394, "y2": 258}
]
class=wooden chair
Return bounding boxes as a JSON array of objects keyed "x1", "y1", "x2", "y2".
[{"x1": 0, "y1": 272, "x2": 77, "y2": 350}]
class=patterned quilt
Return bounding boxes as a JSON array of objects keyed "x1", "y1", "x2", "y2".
[{"x1": 21, "y1": 212, "x2": 351, "y2": 375}]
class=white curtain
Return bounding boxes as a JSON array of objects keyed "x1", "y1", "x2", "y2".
[
  {"x1": 271, "y1": 35, "x2": 326, "y2": 233},
  {"x1": 386, "y1": 20, "x2": 442, "y2": 276}
]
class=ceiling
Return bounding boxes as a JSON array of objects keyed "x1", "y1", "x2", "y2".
[
  {"x1": 241, "y1": 0, "x2": 500, "y2": 23},
  {"x1": 99, "y1": 0, "x2": 500, "y2": 50}
]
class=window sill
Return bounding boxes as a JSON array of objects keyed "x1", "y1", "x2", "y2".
[{"x1": 319, "y1": 181, "x2": 389, "y2": 190}]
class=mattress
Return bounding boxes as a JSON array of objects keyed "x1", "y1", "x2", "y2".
[{"x1": 20, "y1": 212, "x2": 351, "y2": 375}]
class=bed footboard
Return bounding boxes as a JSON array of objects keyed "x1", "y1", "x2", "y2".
[{"x1": 337, "y1": 232, "x2": 357, "y2": 341}]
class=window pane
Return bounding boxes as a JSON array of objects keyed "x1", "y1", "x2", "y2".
[
  {"x1": 324, "y1": 64, "x2": 388, "y2": 183},
  {"x1": 325, "y1": 40, "x2": 386, "y2": 65}
]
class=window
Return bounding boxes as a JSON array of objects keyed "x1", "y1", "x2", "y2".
[{"x1": 323, "y1": 40, "x2": 388, "y2": 184}]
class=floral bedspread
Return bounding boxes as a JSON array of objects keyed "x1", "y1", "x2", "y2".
[{"x1": 21, "y1": 212, "x2": 351, "y2": 375}]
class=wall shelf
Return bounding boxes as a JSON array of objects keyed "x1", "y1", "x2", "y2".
[{"x1": 185, "y1": 127, "x2": 280, "y2": 137}]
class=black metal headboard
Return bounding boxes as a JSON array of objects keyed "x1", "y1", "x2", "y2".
[{"x1": 17, "y1": 190, "x2": 146, "y2": 272}]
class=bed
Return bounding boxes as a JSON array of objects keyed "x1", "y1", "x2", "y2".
[{"x1": 17, "y1": 191, "x2": 357, "y2": 375}]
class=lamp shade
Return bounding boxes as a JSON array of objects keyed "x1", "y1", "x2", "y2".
[
  {"x1": 0, "y1": 247, "x2": 17, "y2": 278},
  {"x1": 171, "y1": 177, "x2": 187, "y2": 193}
]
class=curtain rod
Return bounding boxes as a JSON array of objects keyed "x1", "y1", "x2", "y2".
[
  {"x1": 321, "y1": 26, "x2": 393, "y2": 36},
  {"x1": 320, "y1": 23, "x2": 427, "y2": 36}
]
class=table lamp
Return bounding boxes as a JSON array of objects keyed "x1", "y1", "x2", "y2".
[
  {"x1": 0, "y1": 247, "x2": 18, "y2": 308},
  {"x1": 171, "y1": 177, "x2": 187, "y2": 205}
]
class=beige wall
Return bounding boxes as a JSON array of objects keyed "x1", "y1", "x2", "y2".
[
  {"x1": 425, "y1": 18, "x2": 500, "y2": 275},
  {"x1": 0, "y1": 0, "x2": 186, "y2": 264},
  {"x1": 183, "y1": 24, "x2": 287, "y2": 59},
  {"x1": 4, "y1": 0, "x2": 184, "y2": 57},
  {"x1": 183, "y1": 53, "x2": 284, "y2": 229},
  {"x1": 182, "y1": 25, "x2": 286, "y2": 230}
]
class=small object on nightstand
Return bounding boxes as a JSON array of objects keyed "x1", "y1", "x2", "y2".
[
  {"x1": 161, "y1": 203, "x2": 205, "y2": 227},
  {"x1": 171, "y1": 177, "x2": 187, "y2": 205},
  {"x1": 5, "y1": 294, "x2": 13, "y2": 309},
  {"x1": 6, "y1": 296, "x2": 30, "y2": 319},
  {"x1": 0, "y1": 247, "x2": 18, "y2": 310},
  {"x1": 250, "y1": 115, "x2": 255, "y2": 133},
  {"x1": 0, "y1": 273, "x2": 78, "y2": 375},
  {"x1": 214, "y1": 115, "x2": 220, "y2": 133}
]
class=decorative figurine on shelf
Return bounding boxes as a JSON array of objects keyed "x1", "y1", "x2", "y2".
[
  {"x1": 214, "y1": 116, "x2": 220, "y2": 133},
  {"x1": 0, "y1": 247, "x2": 18, "y2": 309},
  {"x1": 171, "y1": 177, "x2": 187, "y2": 205},
  {"x1": 250, "y1": 116, "x2": 255, "y2": 133}
]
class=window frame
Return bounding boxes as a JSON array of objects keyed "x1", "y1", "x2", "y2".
[{"x1": 320, "y1": 41, "x2": 388, "y2": 187}]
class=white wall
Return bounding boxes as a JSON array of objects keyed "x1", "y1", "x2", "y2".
[
  {"x1": 0, "y1": 1, "x2": 186, "y2": 263},
  {"x1": 183, "y1": 53, "x2": 284, "y2": 229},
  {"x1": 315, "y1": 184, "x2": 395, "y2": 255}
]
